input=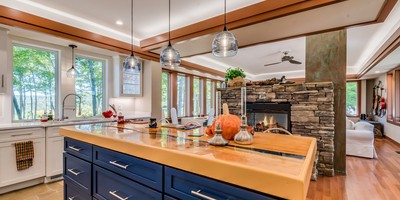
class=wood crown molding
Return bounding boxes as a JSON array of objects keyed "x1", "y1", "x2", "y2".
[
  {"x1": 0, "y1": 5, "x2": 224, "y2": 77},
  {"x1": 140, "y1": 0, "x2": 343, "y2": 52}
]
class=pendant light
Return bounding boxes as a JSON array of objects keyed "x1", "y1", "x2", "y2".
[
  {"x1": 160, "y1": 0, "x2": 181, "y2": 68},
  {"x1": 212, "y1": 0, "x2": 238, "y2": 57},
  {"x1": 124, "y1": 0, "x2": 139, "y2": 72},
  {"x1": 66, "y1": 44, "x2": 79, "y2": 78}
]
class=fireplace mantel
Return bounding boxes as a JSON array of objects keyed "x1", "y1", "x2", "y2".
[{"x1": 218, "y1": 82, "x2": 335, "y2": 178}]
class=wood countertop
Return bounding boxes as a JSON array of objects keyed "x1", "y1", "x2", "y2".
[{"x1": 60, "y1": 123, "x2": 316, "y2": 200}]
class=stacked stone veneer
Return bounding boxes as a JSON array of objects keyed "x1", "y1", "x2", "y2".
[{"x1": 218, "y1": 82, "x2": 335, "y2": 177}]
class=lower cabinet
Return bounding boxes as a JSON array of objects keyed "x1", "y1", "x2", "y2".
[{"x1": 64, "y1": 137, "x2": 279, "y2": 200}]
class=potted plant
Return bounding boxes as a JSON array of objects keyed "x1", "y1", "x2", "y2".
[{"x1": 225, "y1": 67, "x2": 246, "y2": 87}]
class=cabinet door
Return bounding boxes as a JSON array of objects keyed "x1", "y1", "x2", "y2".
[
  {"x1": 46, "y1": 136, "x2": 64, "y2": 177},
  {"x1": 0, "y1": 138, "x2": 45, "y2": 187}
]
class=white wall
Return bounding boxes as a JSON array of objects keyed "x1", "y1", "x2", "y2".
[
  {"x1": 0, "y1": 31, "x2": 158, "y2": 123},
  {"x1": 373, "y1": 74, "x2": 400, "y2": 143}
]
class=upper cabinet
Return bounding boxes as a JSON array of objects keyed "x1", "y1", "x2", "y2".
[
  {"x1": 0, "y1": 28, "x2": 8, "y2": 94},
  {"x1": 113, "y1": 55, "x2": 143, "y2": 97}
]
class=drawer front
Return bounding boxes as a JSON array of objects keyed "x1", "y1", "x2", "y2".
[
  {"x1": 164, "y1": 195, "x2": 178, "y2": 200},
  {"x1": 93, "y1": 165, "x2": 162, "y2": 200},
  {"x1": 0, "y1": 128, "x2": 45, "y2": 143},
  {"x1": 64, "y1": 137, "x2": 92, "y2": 162},
  {"x1": 63, "y1": 153, "x2": 91, "y2": 194},
  {"x1": 165, "y1": 167, "x2": 278, "y2": 200},
  {"x1": 93, "y1": 146, "x2": 163, "y2": 191},
  {"x1": 64, "y1": 178, "x2": 91, "y2": 200}
]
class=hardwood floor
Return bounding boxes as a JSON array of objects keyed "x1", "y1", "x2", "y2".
[{"x1": 0, "y1": 138, "x2": 399, "y2": 200}]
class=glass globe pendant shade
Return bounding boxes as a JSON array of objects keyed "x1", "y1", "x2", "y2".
[
  {"x1": 160, "y1": 44, "x2": 181, "y2": 68},
  {"x1": 66, "y1": 66, "x2": 79, "y2": 78},
  {"x1": 212, "y1": 29, "x2": 238, "y2": 57},
  {"x1": 123, "y1": 53, "x2": 139, "y2": 71}
]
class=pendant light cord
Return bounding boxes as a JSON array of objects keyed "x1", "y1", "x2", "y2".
[
  {"x1": 71, "y1": 46, "x2": 74, "y2": 68},
  {"x1": 224, "y1": 0, "x2": 227, "y2": 31},
  {"x1": 131, "y1": 0, "x2": 134, "y2": 55},
  {"x1": 168, "y1": 0, "x2": 171, "y2": 46}
]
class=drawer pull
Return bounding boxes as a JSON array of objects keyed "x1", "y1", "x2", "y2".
[
  {"x1": 67, "y1": 168, "x2": 81, "y2": 176},
  {"x1": 68, "y1": 196, "x2": 76, "y2": 200},
  {"x1": 68, "y1": 146, "x2": 81, "y2": 152},
  {"x1": 191, "y1": 190, "x2": 217, "y2": 200},
  {"x1": 109, "y1": 190, "x2": 129, "y2": 200},
  {"x1": 11, "y1": 133, "x2": 33, "y2": 137},
  {"x1": 109, "y1": 160, "x2": 129, "y2": 169}
]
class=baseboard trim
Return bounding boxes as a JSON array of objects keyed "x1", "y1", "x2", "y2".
[{"x1": 0, "y1": 177, "x2": 44, "y2": 194}]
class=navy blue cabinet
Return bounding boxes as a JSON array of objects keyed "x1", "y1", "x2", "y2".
[
  {"x1": 64, "y1": 178, "x2": 91, "y2": 200},
  {"x1": 64, "y1": 137, "x2": 92, "y2": 162},
  {"x1": 63, "y1": 153, "x2": 92, "y2": 194},
  {"x1": 93, "y1": 146, "x2": 163, "y2": 191}
]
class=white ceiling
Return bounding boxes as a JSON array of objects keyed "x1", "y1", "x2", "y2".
[{"x1": 1, "y1": 0, "x2": 399, "y2": 81}]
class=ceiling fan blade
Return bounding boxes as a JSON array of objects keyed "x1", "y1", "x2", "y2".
[
  {"x1": 289, "y1": 60, "x2": 302, "y2": 64},
  {"x1": 264, "y1": 62, "x2": 283, "y2": 66}
]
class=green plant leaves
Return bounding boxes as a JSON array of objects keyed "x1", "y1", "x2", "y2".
[{"x1": 225, "y1": 67, "x2": 246, "y2": 81}]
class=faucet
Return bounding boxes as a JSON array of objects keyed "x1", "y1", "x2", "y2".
[{"x1": 62, "y1": 93, "x2": 82, "y2": 120}]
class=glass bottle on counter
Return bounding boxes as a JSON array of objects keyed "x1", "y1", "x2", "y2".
[{"x1": 118, "y1": 111, "x2": 124, "y2": 124}]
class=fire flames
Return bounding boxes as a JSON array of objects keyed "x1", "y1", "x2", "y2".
[{"x1": 261, "y1": 115, "x2": 276, "y2": 126}]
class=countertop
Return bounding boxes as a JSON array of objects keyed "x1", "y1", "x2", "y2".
[
  {"x1": 0, "y1": 114, "x2": 150, "y2": 131},
  {"x1": 60, "y1": 123, "x2": 316, "y2": 200}
]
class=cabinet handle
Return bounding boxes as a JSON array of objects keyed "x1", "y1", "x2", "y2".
[
  {"x1": 1, "y1": 74, "x2": 4, "y2": 88},
  {"x1": 191, "y1": 190, "x2": 217, "y2": 200},
  {"x1": 68, "y1": 196, "x2": 76, "y2": 200},
  {"x1": 109, "y1": 160, "x2": 129, "y2": 169},
  {"x1": 67, "y1": 168, "x2": 81, "y2": 176},
  {"x1": 68, "y1": 146, "x2": 81, "y2": 152},
  {"x1": 11, "y1": 133, "x2": 33, "y2": 137},
  {"x1": 109, "y1": 190, "x2": 129, "y2": 200}
]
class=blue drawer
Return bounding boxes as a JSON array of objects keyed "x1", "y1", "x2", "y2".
[
  {"x1": 165, "y1": 167, "x2": 278, "y2": 200},
  {"x1": 65, "y1": 137, "x2": 92, "y2": 162},
  {"x1": 64, "y1": 178, "x2": 91, "y2": 200},
  {"x1": 93, "y1": 146, "x2": 163, "y2": 191},
  {"x1": 63, "y1": 153, "x2": 92, "y2": 194},
  {"x1": 93, "y1": 165, "x2": 162, "y2": 200},
  {"x1": 164, "y1": 195, "x2": 177, "y2": 200}
]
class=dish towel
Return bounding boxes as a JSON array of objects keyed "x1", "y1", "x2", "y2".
[{"x1": 14, "y1": 141, "x2": 34, "y2": 171}]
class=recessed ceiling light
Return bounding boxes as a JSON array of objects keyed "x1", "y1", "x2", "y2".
[
  {"x1": 116, "y1": 20, "x2": 123, "y2": 25},
  {"x1": 375, "y1": 71, "x2": 381, "y2": 73}
]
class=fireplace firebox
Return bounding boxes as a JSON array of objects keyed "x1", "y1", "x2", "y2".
[{"x1": 247, "y1": 103, "x2": 291, "y2": 132}]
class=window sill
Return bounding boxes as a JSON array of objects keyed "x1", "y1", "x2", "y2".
[{"x1": 387, "y1": 120, "x2": 400, "y2": 127}]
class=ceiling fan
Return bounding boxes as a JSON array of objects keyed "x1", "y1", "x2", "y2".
[{"x1": 264, "y1": 51, "x2": 302, "y2": 66}]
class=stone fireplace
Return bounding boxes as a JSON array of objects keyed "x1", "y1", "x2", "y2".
[{"x1": 219, "y1": 82, "x2": 335, "y2": 177}]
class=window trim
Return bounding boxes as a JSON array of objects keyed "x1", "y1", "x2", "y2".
[
  {"x1": 74, "y1": 53, "x2": 108, "y2": 118},
  {"x1": 346, "y1": 80, "x2": 361, "y2": 117},
  {"x1": 11, "y1": 43, "x2": 60, "y2": 122},
  {"x1": 387, "y1": 67, "x2": 400, "y2": 126}
]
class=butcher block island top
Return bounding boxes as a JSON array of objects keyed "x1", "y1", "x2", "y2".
[{"x1": 60, "y1": 123, "x2": 316, "y2": 200}]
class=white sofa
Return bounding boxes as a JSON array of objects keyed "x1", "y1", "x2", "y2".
[{"x1": 346, "y1": 119, "x2": 377, "y2": 159}]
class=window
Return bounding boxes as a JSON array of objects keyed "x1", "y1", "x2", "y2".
[
  {"x1": 75, "y1": 56, "x2": 104, "y2": 117},
  {"x1": 206, "y1": 80, "x2": 213, "y2": 115},
  {"x1": 12, "y1": 45, "x2": 57, "y2": 121},
  {"x1": 387, "y1": 69, "x2": 400, "y2": 124},
  {"x1": 177, "y1": 74, "x2": 187, "y2": 117},
  {"x1": 193, "y1": 77, "x2": 201, "y2": 116},
  {"x1": 216, "y1": 81, "x2": 221, "y2": 89},
  {"x1": 161, "y1": 72, "x2": 170, "y2": 118},
  {"x1": 346, "y1": 81, "x2": 359, "y2": 116}
]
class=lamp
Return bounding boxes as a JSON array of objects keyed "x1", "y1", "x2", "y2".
[
  {"x1": 124, "y1": 0, "x2": 139, "y2": 72},
  {"x1": 66, "y1": 44, "x2": 79, "y2": 78},
  {"x1": 160, "y1": 0, "x2": 181, "y2": 68},
  {"x1": 212, "y1": 0, "x2": 238, "y2": 57}
]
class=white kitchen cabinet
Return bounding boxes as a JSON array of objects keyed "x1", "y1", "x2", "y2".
[
  {"x1": 45, "y1": 127, "x2": 64, "y2": 182},
  {"x1": 113, "y1": 55, "x2": 143, "y2": 97},
  {"x1": 0, "y1": 28, "x2": 9, "y2": 94},
  {"x1": 0, "y1": 128, "x2": 45, "y2": 187}
]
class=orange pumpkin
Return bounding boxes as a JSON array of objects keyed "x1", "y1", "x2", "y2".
[{"x1": 206, "y1": 103, "x2": 242, "y2": 140}]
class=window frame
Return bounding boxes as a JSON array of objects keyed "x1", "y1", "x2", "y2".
[
  {"x1": 11, "y1": 42, "x2": 60, "y2": 122},
  {"x1": 74, "y1": 53, "x2": 107, "y2": 118},
  {"x1": 345, "y1": 80, "x2": 361, "y2": 117},
  {"x1": 387, "y1": 68, "x2": 400, "y2": 126},
  {"x1": 161, "y1": 70, "x2": 171, "y2": 118}
]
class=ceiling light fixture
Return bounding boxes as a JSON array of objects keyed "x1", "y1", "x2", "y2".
[
  {"x1": 66, "y1": 44, "x2": 79, "y2": 78},
  {"x1": 160, "y1": 0, "x2": 181, "y2": 68},
  {"x1": 124, "y1": 0, "x2": 139, "y2": 72},
  {"x1": 212, "y1": 0, "x2": 238, "y2": 57},
  {"x1": 116, "y1": 20, "x2": 123, "y2": 25}
]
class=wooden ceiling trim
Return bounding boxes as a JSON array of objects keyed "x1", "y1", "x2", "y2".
[
  {"x1": 139, "y1": 0, "x2": 343, "y2": 51},
  {"x1": 0, "y1": 5, "x2": 225, "y2": 77}
]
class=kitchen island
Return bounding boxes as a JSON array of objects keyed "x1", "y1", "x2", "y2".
[{"x1": 60, "y1": 123, "x2": 316, "y2": 200}]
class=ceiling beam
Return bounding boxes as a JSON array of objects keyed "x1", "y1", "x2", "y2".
[
  {"x1": 0, "y1": 5, "x2": 223, "y2": 77},
  {"x1": 139, "y1": 0, "x2": 344, "y2": 52}
]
